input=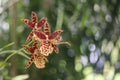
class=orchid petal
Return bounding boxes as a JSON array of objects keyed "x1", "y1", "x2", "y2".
[
  {"x1": 25, "y1": 56, "x2": 34, "y2": 69},
  {"x1": 31, "y1": 11, "x2": 38, "y2": 23},
  {"x1": 21, "y1": 19, "x2": 35, "y2": 28},
  {"x1": 34, "y1": 54, "x2": 48, "y2": 69},
  {"x1": 37, "y1": 17, "x2": 47, "y2": 28},
  {"x1": 34, "y1": 30, "x2": 46, "y2": 39},
  {"x1": 44, "y1": 22, "x2": 51, "y2": 36},
  {"x1": 24, "y1": 45, "x2": 34, "y2": 54},
  {"x1": 25, "y1": 30, "x2": 34, "y2": 43},
  {"x1": 53, "y1": 45, "x2": 59, "y2": 54},
  {"x1": 49, "y1": 30, "x2": 63, "y2": 39}
]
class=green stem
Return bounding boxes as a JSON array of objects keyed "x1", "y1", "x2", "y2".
[
  {"x1": 0, "y1": 40, "x2": 34, "y2": 63},
  {"x1": 56, "y1": 1, "x2": 64, "y2": 30},
  {"x1": 0, "y1": 50, "x2": 16, "y2": 55},
  {"x1": 4, "y1": 48, "x2": 25, "y2": 62},
  {"x1": 0, "y1": 42, "x2": 14, "y2": 52}
]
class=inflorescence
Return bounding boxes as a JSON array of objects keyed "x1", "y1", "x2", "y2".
[{"x1": 22, "y1": 12, "x2": 70, "y2": 69}]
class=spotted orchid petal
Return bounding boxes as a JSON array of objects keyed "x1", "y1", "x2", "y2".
[
  {"x1": 21, "y1": 19, "x2": 35, "y2": 28},
  {"x1": 52, "y1": 45, "x2": 59, "y2": 54},
  {"x1": 34, "y1": 54, "x2": 48, "y2": 69},
  {"x1": 37, "y1": 17, "x2": 47, "y2": 29},
  {"x1": 31, "y1": 11, "x2": 38, "y2": 23},
  {"x1": 24, "y1": 45, "x2": 34, "y2": 54},
  {"x1": 34, "y1": 30, "x2": 46, "y2": 40},
  {"x1": 49, "y1": 30, "x2": 63, "y2": 39},
  {"x1": 40, "y1": 41, "x2": 53, "y2": 56},
  {"x1": 25, "y1": 30, "x2": 34, "y2": 43},
  {"x1": 25, "y1": 49, "x2": 48, "y2": 69},
  {"x1": 24, "y1": 40, "x2": 39, "y2": 54},
  {"x1": 44, "y1": 22, "x2": 51, "y2": 36},
  {"x1": 25, "y1": 55, "x2": 34, "y2": 69}
]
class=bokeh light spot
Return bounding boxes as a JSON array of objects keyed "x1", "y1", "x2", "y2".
[
  {"x1": 105, "y1": 14, "x2": 112, "y2": 22},
  {"x1": 114, "y1": 73, "x2": 120, "y2": 80},
  {"x1": 95, "y1": 74, "x2": 105, "y2": 80},
  {"x1": 67, "y1": 49, "x2": 75, "y2": 57},
  {"x1": 88, "y1": 43, "x2": 96, "y2": 52},
  {"x1": 90, "y1": 52, "x2": 98, "y2": 64},
  {"x1": 83, "y1": 66, "x2": 93, "y2": 76},
  {"x1": 75, "y1": 63, "x2": 82, "y2": 72},
  {"x1": 80, "y1": 55, "x2": 88, "y2": 66},
  {"x1": 94, "y1": 4, "x2": 100, "y2": 12},
  {"x1": 59, "y1": 60, "x2": 67, "y2": 68}
]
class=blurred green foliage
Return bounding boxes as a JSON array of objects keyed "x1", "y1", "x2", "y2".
[{"x1": 0, "y1": 0, "x2": 120, "y2": 80}]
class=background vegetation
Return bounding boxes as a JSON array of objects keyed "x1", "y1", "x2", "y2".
[{"x1": 0, "y1": 0, "x2": 120, "y2": 80}]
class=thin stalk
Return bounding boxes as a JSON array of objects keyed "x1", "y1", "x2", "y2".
[
  {"x1": 4, "y1": 48, "x2": 23, "y2": 62},
  {"x1": 0, "y1": 50, "x2": 29, "y2": 59},
  {"x1": 0, "y1": 42, "x2": 14, "y2": 52},
  {"x1": 55, "y1": 1, "x2": 64, "y2": 30},
  {"x1": 59, "y1": 42, "x2": 71, "y2": 46}
]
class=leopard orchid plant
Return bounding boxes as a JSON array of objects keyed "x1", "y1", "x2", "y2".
[{"x1": 22, "y1": 11, "x2": 70, "y2": 69}]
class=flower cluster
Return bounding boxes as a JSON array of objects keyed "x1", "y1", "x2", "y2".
[{"x1": 22, "y1": 12, "x2": 70, "y2": 69}]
